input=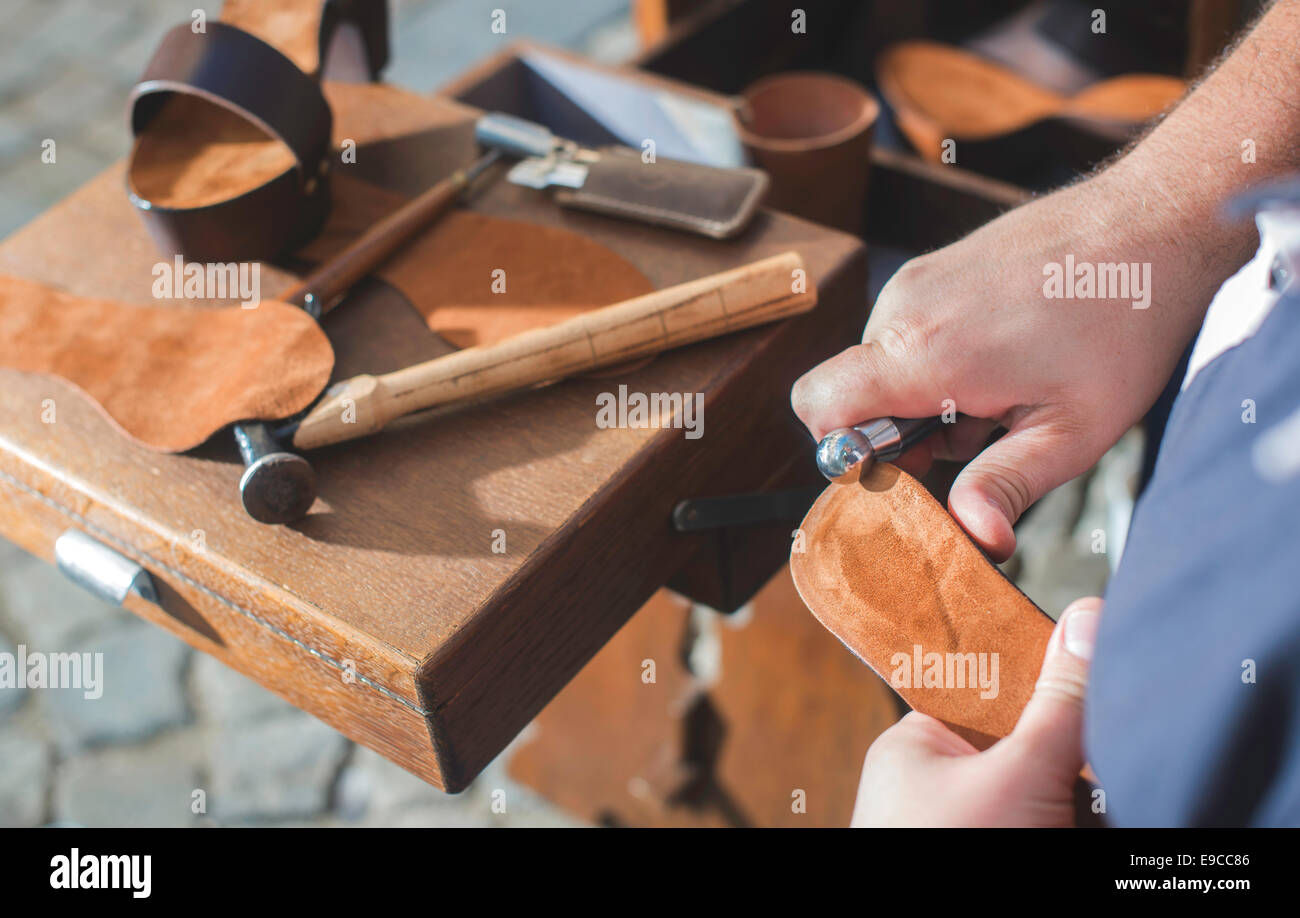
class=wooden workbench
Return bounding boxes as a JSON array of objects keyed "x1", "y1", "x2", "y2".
[{"x1": 0, "y1": 69, "x2": 865, "y2": 791}]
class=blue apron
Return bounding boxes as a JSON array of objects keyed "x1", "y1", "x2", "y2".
[{"x1": 1086, "y1": 275, "x2": 1300, "y2": 826}]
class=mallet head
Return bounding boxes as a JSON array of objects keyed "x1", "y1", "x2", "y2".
[
  {"x1": 239, "y1": 451, "x2": 317, "y2": 524},
  {"x1": 233, "y1": 421, "x2": 316, "y2": 524}
]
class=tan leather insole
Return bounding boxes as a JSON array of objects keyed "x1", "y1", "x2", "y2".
[
  {"x1": 877, "y1": 40, "x2": 1185, "y2": 153},
  {"x1": 790, "y1": 463, "x2": 1053, "y2": 749},
  {"x1": 129, "y1": 0, "x2": 325, "y2": 209},
  {"x1": 0, "y1": 274, "x2": 333, "y2": 453}
]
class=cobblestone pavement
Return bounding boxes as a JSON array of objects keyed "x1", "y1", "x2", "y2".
[{"x1": 0, "y1": 0, "x2": 1128, "y2": 828}]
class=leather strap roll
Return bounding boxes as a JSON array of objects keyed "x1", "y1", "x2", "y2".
[{"x1": 127, "y1": 22, "x2": 334, "y2": 263}]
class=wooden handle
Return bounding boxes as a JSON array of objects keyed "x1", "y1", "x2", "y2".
[
  {"x1": 292, "y1": 250, "x2": 816, "y2": 450},
  {"x1": 279, "y1": 153, "x2": 499, "y2": 313}
]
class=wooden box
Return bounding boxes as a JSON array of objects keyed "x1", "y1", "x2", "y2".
[{"x1": 0, "y1": 60, "x2": 865, "y2": 792}]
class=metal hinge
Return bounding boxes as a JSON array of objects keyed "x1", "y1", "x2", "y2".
[{"x1": 54, "y1": 529, "x2": 158, "y2": 607}]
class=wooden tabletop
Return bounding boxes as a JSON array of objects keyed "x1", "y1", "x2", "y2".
[{"x1": 0, "y1": 75, "x2": 865, "y2": 790}]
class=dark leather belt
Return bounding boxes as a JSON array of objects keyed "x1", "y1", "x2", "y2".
[{"x1": 127, "y1": 22, "x2": 334, "y2": 263}]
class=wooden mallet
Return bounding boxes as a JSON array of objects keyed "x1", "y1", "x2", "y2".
[{"x1": 243, "y1": 250, "x2": 816, "y2": 521}]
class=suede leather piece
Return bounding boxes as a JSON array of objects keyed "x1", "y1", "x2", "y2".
[
  {"x1": 301, "y1": 171, "x2": 656, "y2": 348},
  {"x1": 381, "y1": 211, "x2": 655, "y2": 349},
  {"x1": 0, "y1": 174, "x2": 648, "y2": 453},
  {"x1": 0, "y1": 274, "x2": 333, "y2": 453},
  {"x1": 791, "y1": 463, "x2": 1054, "y2": 749}
]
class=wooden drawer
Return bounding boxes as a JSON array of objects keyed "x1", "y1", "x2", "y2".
[{"x1": 0, "y1": 446, "x2": 441, "y2": 783}]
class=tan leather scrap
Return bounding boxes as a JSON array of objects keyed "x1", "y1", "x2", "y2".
[
  {"x1": 379, "y1": 211, "x2": 656, "y2": 349},
  {"x1": 0, "y1": 274, "x2": 333, "y2": 453},
  {"x1": 302, "y1": 172, "x2": 657, "y2": 349},
  {"x1": 791, "y1": 463, "x2": 1054, "y2": 749}
]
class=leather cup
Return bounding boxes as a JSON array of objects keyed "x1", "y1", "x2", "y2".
[{"x1": 735, "y1": 72, "x2": 879, "y2": 236}]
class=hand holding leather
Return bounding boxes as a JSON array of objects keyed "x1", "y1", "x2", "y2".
[
  {"x1": 792, "y1": 463, "x2": 1054, "y2": 748},
  {"x1": 850, "y1": 599, "x2": 1102, "y2": 827}
]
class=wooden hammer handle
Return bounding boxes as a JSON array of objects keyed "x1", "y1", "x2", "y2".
[
  {"x1": 279, "y1": 152, "x2": 499, "y2": 314},
  {"x1": 291, "y1": 250, "x2": 815, "y2": 450}
]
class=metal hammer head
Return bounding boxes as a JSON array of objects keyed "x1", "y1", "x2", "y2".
[
  {"x1": 816, "y1": 426, "x2": 878, "y2": 484},
  {"x1": 233, "y1": 423, "x2": 316, "y2": 524},
  {"x1": 816, "y1": 417, "x2": 942, "y2": 485}
]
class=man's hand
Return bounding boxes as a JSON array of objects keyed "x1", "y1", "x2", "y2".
[
  {"x1": 792, "y1": 174, "x2": 1206, "y2": 561},
  {"x1": 852, "y1": 598, "x2": 1102, "y2": 827},
  {"x1": 791, "y1": 0, "x2": 1300, "y2": 561}
]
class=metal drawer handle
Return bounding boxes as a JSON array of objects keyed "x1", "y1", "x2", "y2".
[{"x1": 54, "y1": 530, "x2": 158, "y2": 607}]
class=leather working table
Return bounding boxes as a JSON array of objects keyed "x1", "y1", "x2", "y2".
[{"x1": 0, "y1": 67, "x2": 865, "y2": 790}]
